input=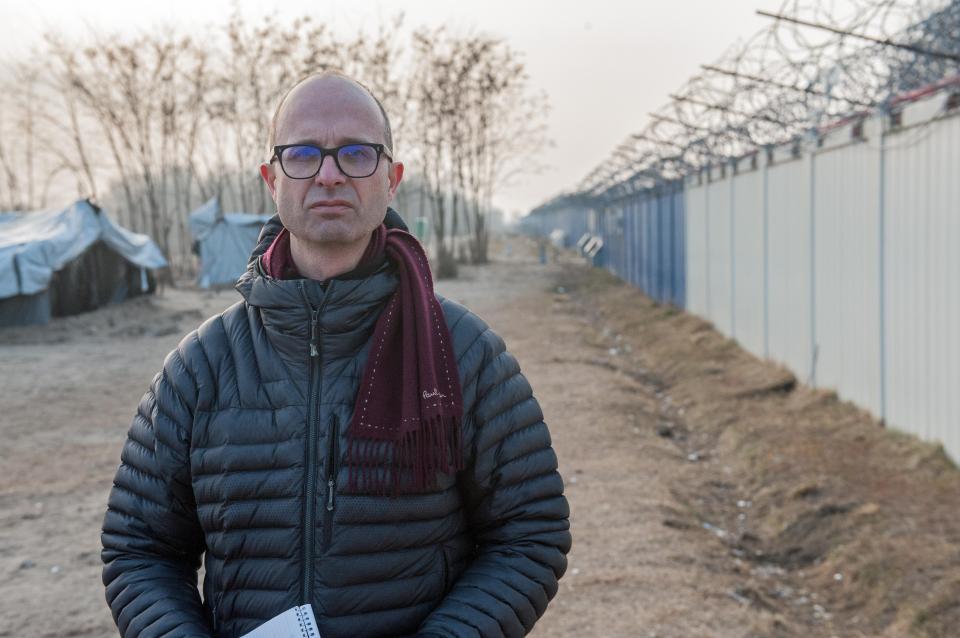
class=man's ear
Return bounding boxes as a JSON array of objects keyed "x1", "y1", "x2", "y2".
[
  {"x1": 387, "y1": 161, "x2": 404, "y2": 201},
  {"x1": 260, "y1": 163, "x2": 278, "y2": 201}
]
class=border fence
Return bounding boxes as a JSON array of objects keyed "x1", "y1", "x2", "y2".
[
  {"x1": 523, "y1": 85, "x2": 960, "y2": 463},
  {"x1": 524, "y1": 185, "x2": 687, "y2": 307}
]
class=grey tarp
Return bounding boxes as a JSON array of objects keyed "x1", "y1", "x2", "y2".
[
  {"x1": 0, "y1": 200, "x2": 168, "y2": 326},
  {"x1": 188, "y1": 197, "x2": 271, "y2": 289}
]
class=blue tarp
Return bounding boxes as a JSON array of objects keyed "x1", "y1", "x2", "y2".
[
  {"x1": 0, "y1": 199, "x2": 168, "y2": 326},
  {"x1": 0, "y1": 200, "x2": 167, "y2": 300},
  {"x1": 188, "y1": 198, "x2": 271, "y2": 289}
]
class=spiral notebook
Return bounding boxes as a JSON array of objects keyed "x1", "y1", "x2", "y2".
[{"x1": 239, "y1": 604, "x2": 320, "y2": 638}]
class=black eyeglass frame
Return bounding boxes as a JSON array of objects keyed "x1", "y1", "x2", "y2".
[{"x1": 270, "y1": 143, "x2": 393, "y2": 179}]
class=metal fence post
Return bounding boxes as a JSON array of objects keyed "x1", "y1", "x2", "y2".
[
  {"x1": 705, "y1": 174, "x2": 712, "y2": 318},
  {"x1": 763, "y1": 150, "x2": 770, "y2": 360},
  {"x1": 730, "y1": 160, "x2": 737, "y2": 339},
  {"x1": 809, "y1": 134, "x2": 818, "y2": 387},
  {"x1": 878, "y1": 115, "x2": 888, "y2": 426}
]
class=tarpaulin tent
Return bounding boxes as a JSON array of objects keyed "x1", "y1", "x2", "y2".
[
  {"x1": 0, "y1": 199, "x2": 168, "y2": 327},
  {"x1": 188, "y1": 197, "x2": 271, "y2": 289}
]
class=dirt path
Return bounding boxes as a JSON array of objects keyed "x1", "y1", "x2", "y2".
[{"x1": 1, "y1": 241, "x2": 957, "y2": 637}]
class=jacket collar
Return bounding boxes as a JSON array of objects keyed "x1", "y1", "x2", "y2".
[{"x1": 235, "y1": 209, "x2": 407, "y2": 360}]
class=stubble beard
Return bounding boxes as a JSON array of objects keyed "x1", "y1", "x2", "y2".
[{"x1": 289, "y1": 209, "x2": 377, "y2": 254}]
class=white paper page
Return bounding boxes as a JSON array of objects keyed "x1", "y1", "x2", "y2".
[{"x1": 239, "y1": 604, "x2": 320, "y2": 638}]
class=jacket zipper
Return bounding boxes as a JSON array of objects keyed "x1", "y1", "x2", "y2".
[
  {"x1": 323, "y1": 414, "x2": 339, "y2": 551},
  {"x1": 302, "y1": 302, "x2": 322, "y2": 605},
  {"x1": 211, "y1": 591, "x2": 221, "y2": 634}
]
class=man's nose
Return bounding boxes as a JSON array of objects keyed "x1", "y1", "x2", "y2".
[{"x1": 314, "y1": 154, "x2": 346, "y2": 186}]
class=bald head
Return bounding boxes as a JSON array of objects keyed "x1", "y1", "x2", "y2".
[
  {"x1": 258, "y1": 69, "x2": 404, "y2": 269},
  {"x1": 267, "y1": 71, "x2": 393, "y2": 158}
]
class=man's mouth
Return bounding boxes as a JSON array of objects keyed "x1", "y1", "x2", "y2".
[{"x1": 309, "y1": 200, "x2": 354, "y2": 214}]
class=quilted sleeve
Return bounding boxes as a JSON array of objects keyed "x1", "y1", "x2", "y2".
[
  {"x1": 416, "y1": 328, "x2": 572, "y2": 637},
  {"x1": 101, "y1": 338, "x2": 213, "y2": 638}
]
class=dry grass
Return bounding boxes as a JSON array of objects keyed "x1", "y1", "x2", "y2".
[{"x1": 561, "y1": 261, "x2": 960, "y2": 637}]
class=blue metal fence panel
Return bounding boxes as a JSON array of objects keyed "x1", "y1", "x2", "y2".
[
  {"x1": 635, "y1": 198, "x2": 646, "y2": 293},
  {"x1": 673, "y1": 187, "x2": 687, "y2": 308},
  {"x1": 631, "y1": 199, "x2": 641, "y2": 289},
  {"x1": 647, "y1": 196, "x2": 657, "y2": 298},
  {"x1": 598, "y1": 184, "x2": 687, "y2": 307},
  {"x1": 595, "y1": 207, "x2": 610, "y2": 270},
  {"x1": 614, "y1": 204, "x2": 628, "y2": 280},
  {"x1": 641, "y1": 197, "x2": 651, "y2": 295},
  {"x1": 655, "y1": 193, "x2": 667, "y2": 301},
  {"x1": 523, "y1": 180, "x2": 686, "y2": 309}
]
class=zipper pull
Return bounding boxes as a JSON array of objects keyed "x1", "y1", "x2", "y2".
[
  {"x1": 309, "y1": 309, "x2": 320, "y2": 358},
  {"x1": 326, "y1": 477, "x2": 336, "y2": 511}
]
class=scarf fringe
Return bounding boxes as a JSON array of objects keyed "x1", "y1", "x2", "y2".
[{"x1": 346, "y1": 415, "x2": 463, "y2": 496}]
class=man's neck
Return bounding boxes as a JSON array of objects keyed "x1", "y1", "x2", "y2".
[{"x1": 289, "y1": 233, "x2": 370, "y2": 281}]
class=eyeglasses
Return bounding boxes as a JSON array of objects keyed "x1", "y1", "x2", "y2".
[{"x1": 271, "y1": 143, "x2": 393, "y2": 179}]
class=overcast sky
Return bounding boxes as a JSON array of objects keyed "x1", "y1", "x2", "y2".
[{"x1": 0, "y1": 0, "x2": 809, "y2": 217}]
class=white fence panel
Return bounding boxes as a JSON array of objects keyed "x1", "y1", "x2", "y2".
[
  {"x1": 765, "y1": 157, "x2": 814, "y2": 382},
  {"x1": 684, "y1": 182, "x2": 709, "y2": 316},
  {"x1": 885, "y1": 107, "x2": 960, "y2": 460},
  {"x1": 731, "y1": 168, "x2": 765, "y2": 357},
  {"x1": 706, "y1": 174, "x2": 733, "y2": 335},
  {"x1": 579, "y1": 90, "x2": 960, "y2": 462},
  {"x1": 812, "y1": 136, "x2": 883, "y2": 414}
]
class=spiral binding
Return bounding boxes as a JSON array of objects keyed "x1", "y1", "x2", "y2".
[{"x1": 295, "y1": 605, "x2": 318, "y2": 638}]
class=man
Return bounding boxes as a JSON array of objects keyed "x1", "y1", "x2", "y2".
[{"x1": 102, "y1": 72, "x2": 571, "y2": 638}]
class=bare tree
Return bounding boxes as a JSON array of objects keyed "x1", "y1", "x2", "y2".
[
  {"x1": 411, "y1": 28, "x2": 550, "y2": 269},
  {"x1": 411, "y1": 27, "x2": 458, "y2": 277},
  {"x1": 2, "y1": 13, "x2": 551, "y2": 281},
  {"x1": 0, "y1": 62, "x2": 48, "y2": 211}
]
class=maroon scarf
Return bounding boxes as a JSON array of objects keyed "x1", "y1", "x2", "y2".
[{"x1": 262, "y1": 224, "x2": 463, "y2": 495}]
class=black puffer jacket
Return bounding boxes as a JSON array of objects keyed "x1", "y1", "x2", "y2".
[{"x1": 102, "y1": 212, "x2": 571, "y2": 638}]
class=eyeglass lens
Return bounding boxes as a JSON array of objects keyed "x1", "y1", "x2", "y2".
[{"x1": 281, "y1": 144, "x2": 380, "y2": 178}]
